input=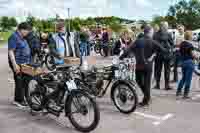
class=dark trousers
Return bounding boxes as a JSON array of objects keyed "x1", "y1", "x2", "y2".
[
  {"x1": 102, "y1": 43, "x2": 109, "y2": 57},
  {"x1": 173, "y1": 58, "x2": 178, "y2": 81},
  {"x1": 155, "y1": 56, "x2": 171, "y2": 88},
  {"x1": 136, "y1": 66, "x2": 152, "y2": 104},
  {"x1": 87, "y1": 43, "x2": 91, "y2": 56},
  {"x1": 8, "y1": 59, "x2": 27, "y2": 103},
  {"x1": 173, "y1": 51, "x2": 180, "y2": 81}
]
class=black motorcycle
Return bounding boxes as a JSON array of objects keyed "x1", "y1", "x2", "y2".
[
  {"x1": 76, "y1": 57, "x2": 138, "y2": 114},
  {"x1": 26, "y1": 66, "x2": 100, "y2": 132}
]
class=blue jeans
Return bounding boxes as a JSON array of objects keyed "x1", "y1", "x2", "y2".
[
  {"x1": 80, "y1": 42, "x2": 88, "y2": 65},
  {"x1": 177, "y1": 59, "x2": 194, "y2": 93},
  {"x1": 80, "y1": 42, "x2": 87, "y2": 56}
]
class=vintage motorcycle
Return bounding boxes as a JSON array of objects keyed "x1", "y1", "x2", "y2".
[
  {"x1": 75, "y1": 57, "x2": 139, "y2": 114},
  {"x1": 26, "y1": 66, "x2": 100, "y2": 132}
]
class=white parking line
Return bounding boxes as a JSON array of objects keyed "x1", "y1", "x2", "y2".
[
  {"x1": 153, "y1": 113, "x2": 174, "y2": 126},
  {"x1": 134, "y1": 112, "x2": 161, "y2": 120},
  {"x1": 134, "y1": 112, "x2": 174, "y2": 126}
]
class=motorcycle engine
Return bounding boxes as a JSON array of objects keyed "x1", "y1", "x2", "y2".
[
  {"x1": 96, "y1": 79, "x2": 104, "y2": 90},
  {"x1": 82, "y1": 69, "x2": 104, "y2": 95}
]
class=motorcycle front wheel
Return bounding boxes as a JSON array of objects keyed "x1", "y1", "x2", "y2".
[
  {"x1": 66, "y1": 91, "x2": 100, "y2": 132},
  {"x1": 111, "y1": 82, "x2": 138, "y2": 114}
]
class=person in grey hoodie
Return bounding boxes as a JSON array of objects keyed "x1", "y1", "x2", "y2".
[{"x1": 153, "y1": 21, "x2": 174, "y2": 90}]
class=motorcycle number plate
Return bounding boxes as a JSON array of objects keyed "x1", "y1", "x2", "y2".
[
  {"x1": 114, "y1": 70, "x2": 120, "y2": 78},
  {"x1": 66, "y1": 80, "x2": 78, "y2": 91}
]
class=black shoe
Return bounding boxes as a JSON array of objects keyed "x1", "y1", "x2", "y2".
[
  {"x1": 183, "y1": 92, "x2": 190, "y2": 99},
  {"x1": 138, "y1": 102, "x2": 149, "y2": 107},
  {"x1": 176, "y1": 91, "x2": 182, "y2": 97},
  {"x1": 165, "y1": 87, "x2": 173, "y2": 91},
  {"x1": 183, "y1": 88, "x2": 190, "y2": 99},
  {"x1": 153, "y1": 85, "x2": 160, "y2": 90},
  {"x1": 183, "y1": 95, "x2": 191, "y2": 99}
]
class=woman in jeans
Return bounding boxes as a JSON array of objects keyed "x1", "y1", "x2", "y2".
[{"x1": 176, "y1": 31, "x2": 199, "y2": 99}]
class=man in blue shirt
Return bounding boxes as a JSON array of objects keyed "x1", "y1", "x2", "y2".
[{"x1": 8, "y1": 22, "x2": 32, "y2": 107}]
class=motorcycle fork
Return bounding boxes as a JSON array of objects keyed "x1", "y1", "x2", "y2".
[
  {"x1": 71, "y1": 93, "x2": 87, "y2": 114},
  {"x1": 99, "y1": 80, "x2": 112, "y2": 97}
]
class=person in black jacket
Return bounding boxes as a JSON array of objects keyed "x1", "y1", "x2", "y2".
[
  {"x1": 153, "y1": 21, "x2": 174, "y2": 90},
  {"x1": 120, "y1": 25, "x2": 167, "y2": 107}
]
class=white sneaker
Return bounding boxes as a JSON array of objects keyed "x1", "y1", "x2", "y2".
[{"x1": 12, "y1": 101, "x2": 27, "y2": 109}]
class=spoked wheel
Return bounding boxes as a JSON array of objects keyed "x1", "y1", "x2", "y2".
[
  {"x1": 111, "y1": 83, "x2": 138, "y2": 114},
  {"x1": 45, "y1": 54, "x2": 56, "y2": 71},
  {"x1": 67, "y1": 91, "x2": 100, "y2": 132},
  {"x1": 94, "y1": 45, "x2": 100, "y2": 54}
]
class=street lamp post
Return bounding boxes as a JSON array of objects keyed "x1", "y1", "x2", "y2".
[{"x1": 68, "y1": 8, "x2": 71, "y2": 32}]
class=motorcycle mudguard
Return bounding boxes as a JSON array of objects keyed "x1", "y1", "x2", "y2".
[{"x1": 64, "y1": 89, "x2": 89, "y2": 116}]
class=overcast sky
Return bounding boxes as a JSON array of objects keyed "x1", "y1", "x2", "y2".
[{"x1": 0, "y1": 0, "x2": 179, "y2": 20}]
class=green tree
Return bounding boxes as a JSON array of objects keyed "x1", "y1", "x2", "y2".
[
  {"x1": 167, "y1": 0, "x2": 200, "y2": 30},
  {"x1": 0, "y1": 16, "x2": 10, "y2": 31},
  {"x1": 26, "y1": 14, "x2": 37, "y2": 27},
  {"x1": 164, "y1": 15, "x2": 177, "y2": 28},
  {"x1": 9, "y1": 17, "x2": 18, "y2": 28},
  {"x1": 151, "y1": 15, "x2": 166, "y2": 26},
  {"x1": 109, "y1": 22, "x2": 123, "y2": 33}
]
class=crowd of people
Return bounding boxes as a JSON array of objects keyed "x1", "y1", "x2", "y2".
[
  {"x1": 120, "y1": 22, "x2": 200, "y2": 107},
  {"x1": 8, "y1": 19, "x2": 200, "y2": 108}
]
